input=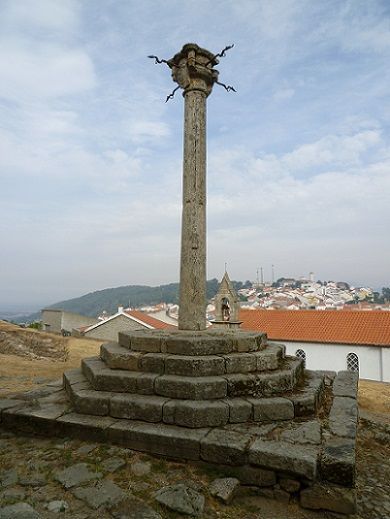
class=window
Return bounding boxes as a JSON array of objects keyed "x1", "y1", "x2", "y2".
[
  {"x1": 347, "y1": 352, "x2": 359, "y2": 373},
  {"x1": 295, "y1": 349, "x2": 306, "y2": 367}
]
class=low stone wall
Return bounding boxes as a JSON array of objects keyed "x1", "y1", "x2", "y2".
[{"x1": 0, "y1": 329, "x2": 68, "y2": 361}]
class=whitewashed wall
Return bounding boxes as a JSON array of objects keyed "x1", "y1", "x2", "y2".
[{"x1": 269, "y1": 340, "x2": 390, "y2": 383}]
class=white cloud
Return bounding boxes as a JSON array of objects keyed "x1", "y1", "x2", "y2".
[{"x1": 0, "y1": 44, "x2": 96, "y2": 101}]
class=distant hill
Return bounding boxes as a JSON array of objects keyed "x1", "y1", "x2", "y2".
[{"x1": 12, "y1": 279, "x2": 223, "y2": 323}]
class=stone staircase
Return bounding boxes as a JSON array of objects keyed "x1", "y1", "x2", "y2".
[{"x1": 64, "y1": 330, "x2": 321, "y2": 429}]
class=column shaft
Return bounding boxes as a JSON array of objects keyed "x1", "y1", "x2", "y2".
[{"x1": 178, "y1": 89, "x2": 207, "y2": 330}]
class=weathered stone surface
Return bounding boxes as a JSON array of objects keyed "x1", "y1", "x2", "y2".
[
  {"x1": 101, "y1": 342, "x2": 142, "y2": 371},
  {"x1": 201, "y1": 428, "x2": 251, "y2": 465},
  {"x1": 279, "y1": 478, "x2": 300, "y2": 493},
  {"x1": 72, "y1": 479, "x2": 126, "y2": 509},
  {"x1": 154, "y1": 483, "x2": 205, "y2": 516},
  {"x1": 0, "y1": 503, "x2": 40, "y2": 519},
  {"x1": 333, "y1": 370, "x2": 358, "y2": 399},
  {"x1": 131, "y1": 461, "x2": 151, "y2": 477},
  {"x1": 225, "y1": 373, "x2": 256, "y2": 397},
  {"x1": 19, "y1": 473, "x2": 47, "y2": 486},
  {"x1": 254, "y1": 346, "x2": 281, "y2": 371},
  {"x1": 54, "y1": 463, "x2": 102, "y2": 489},
  {"x1": 56, "y1": 413, "x2": 116, "y2": 441},
  {"x1": 155, "y1": 375, "x2": 227, "y2": 400},
  {"x1": 102, "y1": 457, "x2": 126, "y2": 472},
  {"x1": 0, "y1": 468, "x2": 18, "y2": 488},
  {"x1": 71, "y1": 389, "x2": 112, "y2": 416},
  {"x1": 300, "y1": 484, "x2": 356, "y2": 514},
  {"x1": 110, "y1": 394, "x2": 167, "y2": 422},
  {"x1": 108, "y1": 420, "x2": 208, "y2": 460},
  {"x1": 223, "y1": 353, "x2": 256, "y2": 374},
  {"x1": 163, "y1": 399, "x2": 229, "y2": 427},
  {"x1": 46, "y1": 501, "x2": 69, "y2": 513},
  {"x1": 110, "y1": 496, "x2": 162, "y2": 519},
  {"x1": 165, "y1": 354, "x2": 225, "y2": 376},
  {"x1": 249, "y1": 440, "x2": 318, "y2": 480},
  {"x1": 280, "y1": 421, "x2": 322, "y2": 445},
  {"x1": 321, "y1": 436, "x2": 355, "y2": 486},
  {"x1": 249, "y1": 397, "x2": 294, "y2": 422},
  {"x1": 209, "y1": 477, "x2": 240, "y2": 503},
  {"x1": 138, "y1": 353, "x2": 166, "y2": 374},
  {"x1": 0, "y1": 400, "x2": 25, "y2": 414},
  {"x1": 329, "y1": 396, "x2": 358, "y2": 438},
  {"x1": 225, "y1": 398, "x2": 252, "y2": 423}
]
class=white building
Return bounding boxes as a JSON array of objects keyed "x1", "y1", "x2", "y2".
[{"x1": 240, "y1": 309, "x2": 390, "y2": 382}]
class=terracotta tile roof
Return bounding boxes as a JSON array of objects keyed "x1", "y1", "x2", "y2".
[
  {"x1": 239, "y1": 309, "x2": 390, "y2": 347},
  {"x1": 124, "y1": 310, "x2": 176, "y2": 330}
]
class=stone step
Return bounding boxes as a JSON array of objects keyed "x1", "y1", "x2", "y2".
[
  {"x1": 118, "y1": 329, "x2": 267, "y2": 355},
  {"x1": 64, "y1": 367, "x2": 315, "y2": 428},
  {"x1": 101, "y1": 342, "x2": 284, "y2": 376},
  {"x1": 81, "y1": 355, "x2": 303, "y2": 399}
]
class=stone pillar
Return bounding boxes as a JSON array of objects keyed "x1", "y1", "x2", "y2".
[{"x1": 169, "y1": 44, "x2": 218, "y2": 331}]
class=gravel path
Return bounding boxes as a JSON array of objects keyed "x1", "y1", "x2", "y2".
[{"x1": 0, "y1": 414, "x2": 389, "y2": 518}]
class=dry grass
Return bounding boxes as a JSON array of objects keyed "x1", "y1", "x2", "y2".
[
  {"x1": 0, "y1": 321, "x2": 102, "y2": 396},
  {"x1": 358, "y1": 378, "x2": 390, "y2": 415}
]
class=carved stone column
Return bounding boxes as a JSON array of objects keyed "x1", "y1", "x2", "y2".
[{"x1": 169, "y1": 44, "x2": 218, "y2": 330}]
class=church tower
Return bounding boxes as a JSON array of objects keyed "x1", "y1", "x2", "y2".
[{"x1": 212, "y1": 271, "x2": 242, "y2": 328}]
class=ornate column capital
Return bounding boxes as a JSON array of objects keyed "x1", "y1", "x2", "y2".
[{"x1": 169, "y1": 43, "x2": 219, "y2": 97}]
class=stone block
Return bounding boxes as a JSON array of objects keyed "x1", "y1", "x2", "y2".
[
  {"x1": 136, "y1": 373, "x2": 159, "y2": 395},
  {"x1": 164, "y1": 355, "x2": 225, "y2": 377},
  {"x1": 225, "y1": 373, "x2": 256, "y2": 397},
  {"x1": 56, "y1": 413, "x2": 116, "y2": 441},
  {"x1": 110, "y1": 394, "x2": 167, "y2": 422},
  {"x1": 209, "y1": 477, "x2": 240, "y2": 504},
  {"x1": 72, "y1": 389, "x2": 112, "y2": 416},
  {"x1": 63, "y1": 368, "x2": 86, "y2": 389},
  {"x1": 333, "y1": 371, "x2": 358, "y2": 399},
  {"x1": 248, "y1": 397, "x2": 294, "y2": 422},
  {"x1": 321, "y1": 436, "x2": 355, "y2": 486},
  {"x1": 163, "y1": 399, "x2": 229, "y2": 428},
  {"x1": 254, "y1": 348, "x2": 280, "y2": 371},
  {"x1": 329, "y1": 397, "x2": 358, "y2": 438},
  {"x1": 249, "y1": 440, "x2": 318, "y2": 480},
  {"x1": 289, "y1": 392, "x2": 317, "y2": 417},
  {"x1": 201, "y1": 428, "x2": 251, "y2": 465},
  {"x1": 108, "y1": 420, "x2": 209, "y2": 460},
  {"x1": 223, "y1": 353, "x2": 257, "y2": 374},
  {"x1": 128, "y1": 331, "x2": 165, "y2": 353},
  {"x1": 300, "y1": 484, "x2": 356, "y2": 515},
  {"x1": 164, "y1": 335, "x2": 231, "y2": 356},
  {"x1": 138, "y1": 353, "x2": 166, "y2": 374},
  {"x1": 154, "y1": 375, "x2": 227, "y2": 400},
  {"x1": 280, "y1": 421, "x2": 322, "y2": 445},
  {"x1": 226, "y1": 398, "x2": 252, "y2": 423},
  {"x1": 101, "y1": 343, "x2": 142, "y2": 371}
]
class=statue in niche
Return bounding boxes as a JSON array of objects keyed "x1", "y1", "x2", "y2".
[{"x1": 222, "y1": 297, "x2": 231, "y2": 321}]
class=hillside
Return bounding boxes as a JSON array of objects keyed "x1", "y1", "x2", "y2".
[{"x1": 12, "y1": 279, "x2": 221, "y2": 323}]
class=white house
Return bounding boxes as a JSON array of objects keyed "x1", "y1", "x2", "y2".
[{"x1": 240, "y1": 309, "x2": 390, "y2": 382}]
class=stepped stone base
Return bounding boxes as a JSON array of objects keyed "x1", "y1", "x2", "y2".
[{"x1": 0, "y1": 330, "x2": 359, "y2": 515}]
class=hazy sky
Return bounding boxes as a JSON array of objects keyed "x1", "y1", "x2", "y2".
[{"x1": 1, "y1": 0, "x2": 389, "y2": 310}]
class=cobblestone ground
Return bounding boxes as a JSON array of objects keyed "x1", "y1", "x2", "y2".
[{"x1": 0, "y1": 415, "x2": 389, "y2": 519}]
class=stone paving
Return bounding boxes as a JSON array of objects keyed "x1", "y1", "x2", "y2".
[
  {"x1": 0, "y1": 414, "x2": 389, "y2": 518},
  {"x1": 0, "y1": 329, "x2": 362, "y2": 516}
]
